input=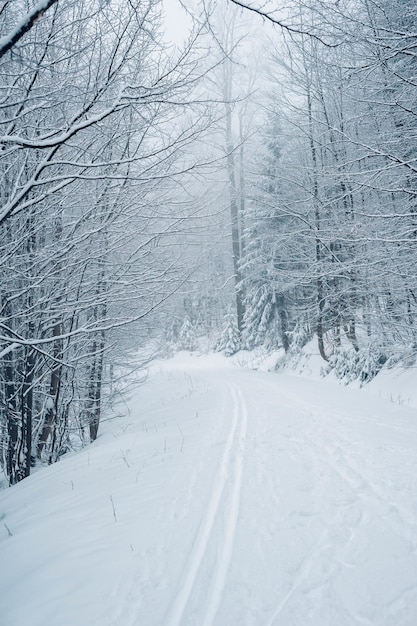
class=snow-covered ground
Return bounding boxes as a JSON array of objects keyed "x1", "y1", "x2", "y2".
[{"x1": 1, "y1": 352, "x2": 417, "y2": 625}]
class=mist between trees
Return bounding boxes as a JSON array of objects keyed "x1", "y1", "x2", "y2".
[{"x1": 1, "y1": 0, "x2": 416, "y2": 485}]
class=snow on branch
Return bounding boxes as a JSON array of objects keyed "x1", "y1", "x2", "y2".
[
  {"x1": 0, "y1": 0, "x2": 59, "y2": 59},
  {"x1": 228, "y1": 0, "x2": 339, "y2": 47}
]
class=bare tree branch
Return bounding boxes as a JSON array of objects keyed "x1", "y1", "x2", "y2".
[
  {"x1": 0, "y1": 0, "x2": 59, "y2": 59},
  {"x1": 228, "y1": 0, "x2": 339, "y2": 47}
]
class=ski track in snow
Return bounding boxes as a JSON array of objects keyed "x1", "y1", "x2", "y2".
[
  {"x1": 166, "y1": 382, "x2": 247, "y2": 626},
  {"x1": 202, "y1": 384, "x2": 248, "y2": 626},
  {"x1": 2, "y1": 354, "x2": 417, "y2": 626}
]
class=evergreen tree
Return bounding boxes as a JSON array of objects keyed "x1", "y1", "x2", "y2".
[
  {"x1": 216, "y1": 312, "x2": 241, "y2": 356},
  {"x1": 178, "y1": 317, "x2": 197, "y2": 352},
  {"x1": 240, "y1": 111, "x2": 306, "y2": 352}
]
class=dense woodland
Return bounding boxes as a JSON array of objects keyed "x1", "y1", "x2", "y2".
[{"x1": 1, "y1": 0, "x2": 416, "y2": 485}]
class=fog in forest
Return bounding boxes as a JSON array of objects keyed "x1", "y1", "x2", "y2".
[{"x1": 1, "y1": 0, "x2": 416, "y2": 484}]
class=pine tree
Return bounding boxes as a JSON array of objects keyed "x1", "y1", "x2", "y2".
[
  {"x1": 240, "y1": 110, "x2": 305, "y2": 352},
  {"x1": 178, "y1": 316, "x2": 197, "y2": 352},
  {"x1": 216, "y1": 312, "x2": 241, "y2": 356}
]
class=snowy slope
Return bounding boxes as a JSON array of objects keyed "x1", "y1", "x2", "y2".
[{"x1": 1, "y1": 353, "x2": 417, "y2": 626}]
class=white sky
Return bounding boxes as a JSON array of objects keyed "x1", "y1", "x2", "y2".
[{"x1": 162, "y1": 0, "x2": 194, "y2": 46}]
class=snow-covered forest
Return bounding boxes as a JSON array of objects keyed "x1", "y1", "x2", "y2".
[
  {"x1": 1, "y1": 2, "x2": 417, "y2": 621},
  {"x1": 2, "y1": 0, "x2": 416, "y2": 485}
]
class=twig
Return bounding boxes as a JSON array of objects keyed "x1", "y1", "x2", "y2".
[
  {"x1": 110, "y1": 495, "x2": 117, "y2": 523},
  {"x1": 4, "y1": 523, "x2": 13, "y2": 537},
  {"x1": 177, "y1": 423, "x2": 185, "y2": 453}
]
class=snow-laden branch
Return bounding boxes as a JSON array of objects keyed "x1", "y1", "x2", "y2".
[
  {"x1": 0, "y1": 0, "x2": 59, "y2": 59},
  {"x1": 228, "y1": 0, "x2": 339, "y2": 47},
  {"x1": 0, "y1": 100, "x2": 127, "y2": 150}
]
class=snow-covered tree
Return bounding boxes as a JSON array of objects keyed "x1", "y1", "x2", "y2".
[
  {"x1": 178, "y1": 317, "x2": 197, "y2": 352},
  {"x1": 0, "y1": 0, "x2": 218, "y2": 484},
  {"x1": 216, "y1": 312, "x2": 241, "y2": 356},
  {"x1": 240, "y1": 109, "x2": 308, "y2": 353}
]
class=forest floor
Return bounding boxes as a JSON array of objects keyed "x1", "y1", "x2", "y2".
[{"x1": 1, "y1": 352, "x2": 417, "y2": 625}]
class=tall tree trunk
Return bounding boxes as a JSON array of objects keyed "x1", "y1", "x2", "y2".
[
  {"x1": 224, "y1": 59, "x2": 244, "y2": 332},
  {"x1": 276, "y1": 293, "x2": 290, "y2": 352},
  {"x1": 89, "y1": 328, "x2": 105, "y2": 442},
  {"x1": 23, "y1": 344, "x2": 35, "y2": 477},
  {"x1": 307, "y1": 86, "x2": 328, "y2": 362},
  {"x1": 5, "y1": 349, "x2": 19, "y2": 485},
  {"x1": 37, "y1": 320, "x2": 62, "y2": 459}
]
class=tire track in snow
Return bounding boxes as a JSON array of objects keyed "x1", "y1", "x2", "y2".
[{"x1": 165, "y1": 382, "x2": 246, "y2": 626}]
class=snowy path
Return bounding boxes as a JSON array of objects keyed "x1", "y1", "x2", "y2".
[
  {"x1": 166, "y1": 383, "x2": 247, "y2": 626},
  {"x1": 1, "y1": 353, "x2": 417, "y2": 625}
]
